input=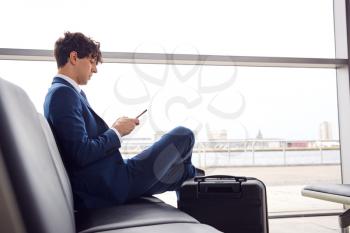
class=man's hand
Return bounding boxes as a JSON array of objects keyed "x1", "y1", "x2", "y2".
[{"x1": 112, "y1": 117, "x2": 140, "y2": 136}]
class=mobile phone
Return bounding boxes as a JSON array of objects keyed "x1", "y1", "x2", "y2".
[{"x1": 136, "y1": 109, "x2": 147, "y2": 119}]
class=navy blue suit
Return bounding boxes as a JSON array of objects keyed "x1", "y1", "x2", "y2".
[{"x1": 44, "y1": 77, "x2": 195, "y2": 209}]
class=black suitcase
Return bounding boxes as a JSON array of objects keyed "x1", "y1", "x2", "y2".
[{"x1": 178, "y1": 175, "x2": 268, "y2": 233}]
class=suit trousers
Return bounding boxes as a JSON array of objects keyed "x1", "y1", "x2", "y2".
[{"x1": 125, "y1": 126, "x2": 196, "y2": 200}]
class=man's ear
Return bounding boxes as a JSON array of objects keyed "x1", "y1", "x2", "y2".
[{"x1": 69, "y1": 51, "x2": 78, "y2": 65}]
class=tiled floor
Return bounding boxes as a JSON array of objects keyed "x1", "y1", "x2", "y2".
[{"x1": 269, "y1": 216, "x2": 341, "y2": 233}]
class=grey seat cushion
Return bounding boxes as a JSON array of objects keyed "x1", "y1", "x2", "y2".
[
  {"x1": 76, "y1": 198, "x2": 199, "y2": 233},
  {"x1": 100, "y1": 223, "x2": 221, "y2": 233}
]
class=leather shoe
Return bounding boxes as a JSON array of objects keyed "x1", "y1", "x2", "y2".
[{"x1": 195, "y1": 167, "x2": 205, "y2": 176}]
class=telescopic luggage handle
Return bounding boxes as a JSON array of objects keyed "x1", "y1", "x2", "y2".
[{"x1": 194, "y1": 175, "x2": 247, "y2": 183}]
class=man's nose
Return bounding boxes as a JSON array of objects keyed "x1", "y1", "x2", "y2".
[{"x1": 92, "y1": 65, "x2": 97, "y2": 73}]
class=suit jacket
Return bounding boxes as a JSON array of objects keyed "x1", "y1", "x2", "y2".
[{"x1": 44, "y1": 77, "x2": 129, "y2": 209}]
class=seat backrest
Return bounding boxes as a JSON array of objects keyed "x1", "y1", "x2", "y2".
[
  {"x1": 37, "y1": 113, "x2": 74, "y2": 212},
  {"x1": 0, "y1": 78, "x2": 75, "y2": 233}
]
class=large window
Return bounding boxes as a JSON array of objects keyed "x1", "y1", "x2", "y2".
[{"x1": 0, "y1": 0, "x2": 345, "y2": 216}]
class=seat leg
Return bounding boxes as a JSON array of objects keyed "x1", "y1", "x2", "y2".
[{"x1": 339, "y1": 209, "x2": 350, "y2": 233}]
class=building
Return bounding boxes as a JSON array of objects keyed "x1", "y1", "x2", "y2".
[{"x1": 319, "y1": 121, "x2": 333, "y2": 141}]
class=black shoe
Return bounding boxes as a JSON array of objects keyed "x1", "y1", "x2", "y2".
[{"x1": 195, "y1": 167, "x2": 205, "y2": 176}]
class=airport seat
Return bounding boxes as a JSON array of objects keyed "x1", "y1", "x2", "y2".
[
  {"x1": 302, "y1": 184, "x2": 350, "y2": 233},
  {"x1": 0, "y1": 77, "x2": 220, "y2": 233}
]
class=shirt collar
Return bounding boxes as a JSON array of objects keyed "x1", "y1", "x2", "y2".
[{"x1": 55, "y1": 73, "x2": 81, "y2": 93}]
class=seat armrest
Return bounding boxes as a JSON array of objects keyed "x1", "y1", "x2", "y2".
[{"x1": 302, "y1": 184, "x2": 350, "y2": 205}]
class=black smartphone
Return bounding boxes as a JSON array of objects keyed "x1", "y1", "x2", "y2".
[{"x1": 136, "y1": 109, "x2": 147, "y2": 119}]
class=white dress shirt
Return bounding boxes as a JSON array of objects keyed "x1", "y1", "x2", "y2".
[{"x1": 55, "y1": 73, "x2": 123, "y2": 143}]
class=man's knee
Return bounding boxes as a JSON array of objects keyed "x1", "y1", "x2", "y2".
[{"x1": 170, "y1": 126, "x2": 195, "y2": 148}]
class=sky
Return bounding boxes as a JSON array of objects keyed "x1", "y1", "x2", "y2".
[{"x1": 0, "y1": 0, "x2": 339, "y2": 141}]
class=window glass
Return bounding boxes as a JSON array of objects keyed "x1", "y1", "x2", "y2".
[
  {"x1": 1, "y1": 0, "x2": 334, "y2": 58},
  {"x1": 0, "y1": 60, "x2": 55, "y2": 112}
]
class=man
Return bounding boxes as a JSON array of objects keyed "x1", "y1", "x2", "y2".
[{"x1": 44, "y1": 32, "x2": 201, "y2": 210}]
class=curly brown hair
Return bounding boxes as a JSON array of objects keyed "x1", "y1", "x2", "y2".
[{"x1": 54, "y1": 32, "x2": 102, "y2": 68}]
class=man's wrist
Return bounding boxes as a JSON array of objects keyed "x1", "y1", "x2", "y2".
[{"x1": 111, "y1": 127, "x2": 123, "y2": 144}]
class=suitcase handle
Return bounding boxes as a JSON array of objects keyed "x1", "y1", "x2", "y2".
[{"x1": 194, "y1": 175, "x2": 247, "y2": 182}]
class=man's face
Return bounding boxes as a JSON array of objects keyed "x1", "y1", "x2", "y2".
[{"x1": 76, "y1": 56, "x2": 97, "y2": 85}]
